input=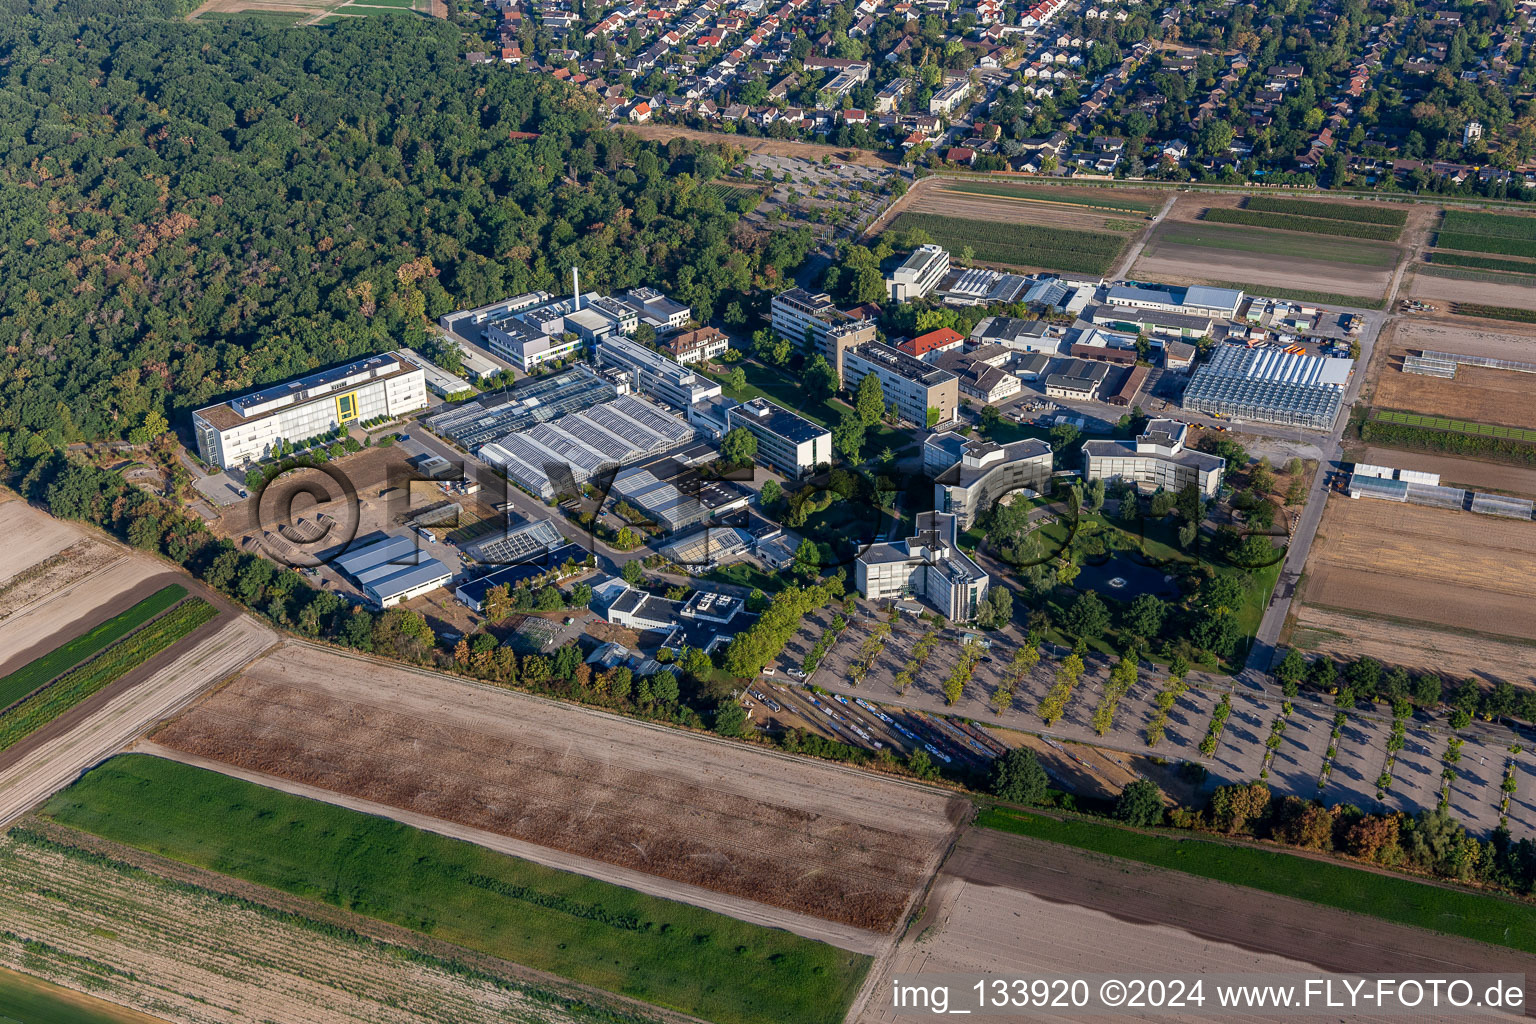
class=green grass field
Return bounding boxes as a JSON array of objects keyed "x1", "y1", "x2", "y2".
[
  {"x1": 1157, "y1": 223, "x2": 1399, "y2": 268},
  {"x1": 43, "y1": 755, "x2": 870, "y2": 1024},
  {"x1": 1440, "y1": 209, "x2": 1536, "y2": 241},
  {"x1": 978, "y1": 807, "x2": 1536, "y2": 954},
  {"x1": 1434, "y1": 230, "x2": 1536, "y2": 260},
  {"x1": 887, "y1": 212, "x2": 1128, "y2": 275},
  {"x1": 0, "y1": 598, "x2": 216, "y2": 752},
  {"x1": 0, "y1": 966, "x2": 164, "y2": 1024},
  {"x1": 1242, "y1": 196, "x2": 1407, "y2": 226},
  {"x1": 0, "y1": 585, "x2": 187, "y2": 711},
  {"x1": 1203, "y1": 207, "x2": 1401, "y2": 241},
  {"x1": 936, "y1": 182, "x2": 1156, "y2": 214},
  {"x1": 1375, "y1": 410, "x2": 1536, "y2": 443}
]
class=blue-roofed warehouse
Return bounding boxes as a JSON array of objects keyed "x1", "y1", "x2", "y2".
[{"x1": 333, "y1": 534, "x2": 455, "y2": 609}]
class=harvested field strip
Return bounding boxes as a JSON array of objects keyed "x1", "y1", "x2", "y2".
[
  {"x1": 978, "y1": 808, "x2": 1536, "y2": 954},
  {"x1": 1203, "y1": 207, "x2": 1400, "y2": 241},
  {"x1": 42, "y1": 754, "x2": 871, "y2": 1024},
  {"x1": 1424, "y1": 251, "x2": 1536, "y2": 276},
  {"x1": 0, "y1": 597, "x2": 215, "y2": 752},
  {"x1": 0, "y1": 827, "x2": 659, "y2": 1024},
  {"x1": 0, "y1": 964, "x2": 167, "y2": 1024},
  {"x1": 0, "y1": 584, "x2": 187, "y2": 711},
  {"x1": 1418, "y1": 264, "x2": 1536, "y2": 286},
  {"x1": 935, "y1": 183, "x2": 1154, "y2": 214},
  {"x1": 1441, "y1": 210, "x2": 1536, "y2": 241},
  {"x1": 1375, "y1": 410, "x2": 1536, "y2": 442},
  {"x1": 1434, "y1": 231, "x2": 1536, "y2": 259},
  {"x1": 1452, "y1": 303, "x2": 1536, "y2": 324},
  {"x1": 1156, "y1": 224, "x2": 1398, "y2": 268},
  {"x1": 886, "y1": 212, "x2": 1126, "y2": 275},
  {"x1": 1242, "y1": 196, "x2": 1407, "y2": 226}
]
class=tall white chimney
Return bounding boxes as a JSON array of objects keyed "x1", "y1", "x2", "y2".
[{"x1": 572, "y1": 266, "x2": 581, "y2": 310}]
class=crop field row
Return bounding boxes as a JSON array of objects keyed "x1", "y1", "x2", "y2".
[
  {"x1": 935, "y1": 182, "x2": 1156, "y2": 214},
  {"x1": 1154, "y1": 223, "x2": 1398, "y2": 267},
  {"x1": 977, "y1": 808, "x2": 1536, "y2": 954},
  {"x1": 41, "y1": 754, "x2": 869, "y2": 1024},
  {"x1": 1375, "y1": 409, "x2": 1536, "y2": 442},
  {"x1": 0, "y1": 584, "x2": 188, "y2": 711},
  {"x1": 1242, "y1": 196, "x2": 1408, "y2": 226},
  {"x1": 0, "y1": 823, "x2": 658, "y2": 1024},
  {"x1": 1424, "y1": 251, "x2": 1536, "y2": 276},
  {"x1": 1434, "y1": 230, "x2": 1536, "y2": 259},
  {"x1": 0, "y1": 597, "x2": 216, "y2": 752},
  {"x1": 1361, "y1": 419, "x2": 1536, "y2": 465},
  {"x1": 1441, "y1": 209, "x2": 1536, "y2": 241},
  {"x1": 886, "y1": 212, "x2": 1127, "y2": 274},
  {"x1": 1451, "y1": 303, "x2": 1536, "y2": 325},
  {"x1": 1203, "y1": 207, "x2": 1402, "y2": 241}
]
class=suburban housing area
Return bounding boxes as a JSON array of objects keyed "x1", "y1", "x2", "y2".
[{"x1": 10, "y1": 2, "x2": 1536, "y2": 1024}]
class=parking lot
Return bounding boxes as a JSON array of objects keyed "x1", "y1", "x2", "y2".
[{"x1": 769, "y1": 608, "x2": 1533, "y2": 831}]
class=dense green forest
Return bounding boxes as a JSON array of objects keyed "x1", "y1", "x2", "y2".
[{"x1": 0, "y1": 2, "x2": 810, "y2": 446}]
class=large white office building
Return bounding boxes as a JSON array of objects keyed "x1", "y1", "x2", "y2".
[
  {"x1": 725, "y1": 397, "x2": 830, "y2": 479},
  {"x1": 769, "y1": 288, "x2": 878, "y2": 377},
  {"x1": 841, "y1": 342, "x2": 960, "y2": 427},
  {"x1": 192, "y1": 354, "x2": 428, "y2": 470},
  {"x1": 595, "y1": 335, "x2": 722, "y2": 409},
  {"x1": 886, "y1": 244, "x2": 951, "y2": 301},
  {"x1": 856, "y1": 511, "x2": 989, "y2": 621},
  {"x1": 926, "y1": 433, "x2": 1055, "y2": 528},
  {"x1": 1081, "y1": 419, "x2": 1226, "y2": 496}
]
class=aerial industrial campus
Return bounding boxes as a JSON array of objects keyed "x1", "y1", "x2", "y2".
[{"x1": 8, "y1": 0, "x2": 1536, "y2": 1021}]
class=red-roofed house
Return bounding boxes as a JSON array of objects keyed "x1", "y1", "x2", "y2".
[
  {"x1": 897, "y1": 328, "x2": 965, "y2": 361},
  {"x1": 945, "y1": 146, "x2": 976, "y2": 165}
]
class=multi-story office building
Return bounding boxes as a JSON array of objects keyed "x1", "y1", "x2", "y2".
[
  {"x1": 595, "y1": 335, "x2": 722, "y2": 409},
  {"x1": 725, "y1": 397, "x2": 830, "y2": 479},
  {"x1": 769, "y1": 288, "x2": 878, "y2": 378},
  {"x1": 192, "y1": 354, "x2": 428, "y2": 470},
  {"x1": 856, "y1": 511, "x2": 989, "y2": 621},
  {"x1": 483, "y1": 281, "x2": 692, "y2": 372},
  {"x1": 1082, "y1": 419, "x2": 1225, "y2": 496},
  {"x1": 886, "y1": 244, "x2": 950, "y2": 302},
  {"x1": 926, "y1": 433, "x2": 1054, "y2": 527},
  {"x1": 841, "y1": 342, "x2": 959, "y2": 427}
]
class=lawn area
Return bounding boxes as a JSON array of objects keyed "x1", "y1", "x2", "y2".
[
  {"x1": 42, "y1": 755, "x2": 870, "y2": 1024},
  {"x1": 886, "y1": 212, "x2": 1127, "y2": 275},
  {"x1": 703, "y1": 561, "x2": 785, "y2": 594},
  {"x1": 0, "y1": 596, "x2": 216, "y2": 752},
  {"x1": 0, "y1": 966, "x2": 166, "y2": 1024},
  {"x1": 1157, "y1": 223, "x2": 1399, "y2": 268},
  {"x1": 0, "y1": 584, "x2": 188, "y2": 711},
  {"x1": 978, "y1": 807, "x2": 1536, "y2": 955},
  {"x1": 707, "y1": 362, "x2": 919, "y2": 457}
]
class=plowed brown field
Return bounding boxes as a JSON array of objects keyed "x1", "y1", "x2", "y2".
[{"x1": 153, "y1": 643, "x2": 965, "y2": 933}]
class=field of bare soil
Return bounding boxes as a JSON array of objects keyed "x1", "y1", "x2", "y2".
[
  {"x1": 1407, "y1": 268, "x2": 1536, "y2": 311},
  {"x1": 0, "y1": 496, "x2": 88, "y2": 581},
  {"x1": 0, "y1": 829, "x2": 642, "y2": 1024},
  {"x1": 153, "y1": 643, "x2": 965, "y2": 933},
  {"x1": 1298, "y1": 496, "x2": 1536, "y2": 645},
  {"x1": 905, "y1": 188, "x2": 1144, "y2": 232},
  {"x1": 1346, "y1": 446, "x2": 1536, "y2": 497},
  {"x1": 856, "y1": 827, "x2": 1536, "y2": 1024},
  {"x1": 1372, "y1": 355, "x2": 1536, "y2": 430},
  {"x1": 1290, "y1": 604, "x2": 1536, "y2": 688}
]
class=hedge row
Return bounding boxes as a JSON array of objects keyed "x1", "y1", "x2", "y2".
[
  {"x1": 1360, "y1": 420, "x2": 1536, "y2": 465},
  {"x1": 1203, "y1": 207, "x2": 1401, "y2": 241},
  {"x1": 1243, "y1": 196, "x2": 1407, "y2": 226},
  {"x1": 1424, "y1": 251, "x2": 1536, "y2": 276}
]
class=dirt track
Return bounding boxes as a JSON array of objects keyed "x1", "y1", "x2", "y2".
[
  {"x1": 154, "y1": 643, "x2": 966, "y2": 936},
  {"x1": 615, "y1": 124, "x2": 894, "y2": 167},
  {"x1": 858, "y1": 827, "x2": 1536, "y2": 1023}
]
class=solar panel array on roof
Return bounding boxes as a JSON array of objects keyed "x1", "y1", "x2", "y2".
[
  {"x1": 480, "y1": 394, "x2": 696, "y2": 499},
  {"x1": 426, "y1": 366, "x2": 616, "y2": 449}
]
